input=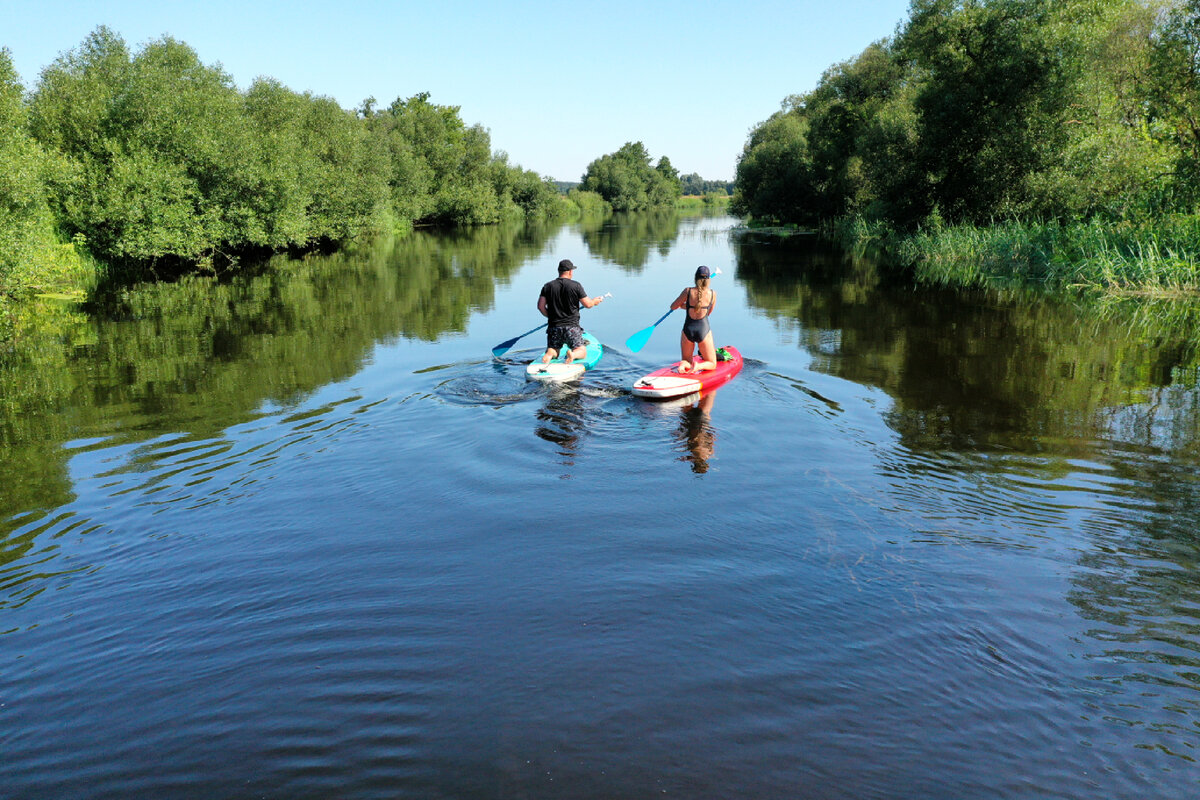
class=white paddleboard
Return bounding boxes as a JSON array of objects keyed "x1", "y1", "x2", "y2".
[
  {"x1": 526, "y1": 332, "x2": 602, "y2": 382},
  {"x1": 631, "y1": 346, "x2": 743, "y2": 399},
  {"x1": 526, "y1": 361, "x2": 586, "y2": 382},
  {"x1": 631, "y1": 374, "x2": 702, "y2": 398}
]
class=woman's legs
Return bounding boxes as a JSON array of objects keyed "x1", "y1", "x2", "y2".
[
  {"x1": 678, "y1": 331, "x2": 696, "y2": 372},
  {"x1": 692, "y1": 334, "x2": 717, "y2": 372}
]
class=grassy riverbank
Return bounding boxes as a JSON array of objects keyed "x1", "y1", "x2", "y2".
[
  {"x1": 834, "y1": 215, "x2": 1200, "y2": 296},
  {"x1": 677, "y1": 194, "x2": 732, "y2": 211}
]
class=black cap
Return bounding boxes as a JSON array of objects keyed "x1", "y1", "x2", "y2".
[
  {"x1": 558, "y1": 259, "x2": 575, "y2": 273},
  {"x1": 695, "y1": 265, "x2": 711, "y2": 278}
]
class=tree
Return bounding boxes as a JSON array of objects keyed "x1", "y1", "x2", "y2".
[
  {"x1": 1149, "y1": 0, "x2": 1200, "y2": 210},
  {"x1": 371, "y1": 93, "x2": 500, "y2": 225},
  {"x1": 1025, "y1": 0, "x2": 1175, "y2": 219},
  {"x1": 799, "y1": 40, "x2": 907, "y2": 220},
  {"x1": 294, "y1": 92, "x2": 388, "y2": 241},
  {"x1": 680, "y1": 173, "x2": 733, "y2": 196},
  {"x1": 581, "y1": 142, "x2": 681, "y2": 210},
  {"x1": 732, "y1": 106, "x2": 817, "y2": 224},
  {"x1": 732, "y1": 0, "x2": 1187, "y2": 228},
  {"x1": 29, "y1": 27, "x2": 389, "y2": 263},
  {"x1": 900, "y1": 0, "x2": 1078, "y2": 221},
  {"x1": 652, "y1": 155, "x2": 683, "y2": 204},
  {"x1": 1, "y1": 48, "x2": 66, "y2": 297},
  {"x1": 9, "y1": 26, "x2": 584, "y2": 281}
]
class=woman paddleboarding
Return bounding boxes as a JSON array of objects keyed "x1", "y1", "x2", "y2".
[{"x1": 670, "y1": 265, "x2": 718, "y2": 373}]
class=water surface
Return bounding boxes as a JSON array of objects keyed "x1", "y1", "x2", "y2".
[{"x1": 2, "y1": 212, "x2": 1199, "y2": 798}]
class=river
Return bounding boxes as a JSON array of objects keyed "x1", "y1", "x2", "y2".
[{"x1": 2, "y1": 211, "x2": 1198, "y2": 799}]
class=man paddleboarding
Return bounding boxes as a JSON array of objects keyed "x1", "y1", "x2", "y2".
[{"x1": 537, "y1": 259, "x2": 605, "y2": 364}]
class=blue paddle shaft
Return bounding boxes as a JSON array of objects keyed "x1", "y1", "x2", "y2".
[
  {"x1": 492, "y1": 322, "x2": 547, "y2": 357},
  {"x1": 495, "y1": 290, "x2": 612, "y2": 357}
]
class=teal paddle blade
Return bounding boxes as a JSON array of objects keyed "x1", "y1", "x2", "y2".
[
  {"x1": 625, "y1": 326, "x2": 655, "y2": 353},
  {"x1": 491, "y1": 338, "x2": 519, "y2": 358},
  {"x1": 625, "y1": 308, "x2": 675, "y2": 352},
  {"x1": 491, "y1": 322, "x2": 547, "y2": 358}
]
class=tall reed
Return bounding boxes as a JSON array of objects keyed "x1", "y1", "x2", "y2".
[{"x1": 887, "y1": 216, "x2": 1200, "y2": 294}]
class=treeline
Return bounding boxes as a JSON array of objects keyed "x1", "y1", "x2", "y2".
[
  {"x1": 0, "y1": 27, "x2": 614, "y2": 303},
  {"x1": 732, "y1": 0, "x2": 1200, "y2": 291},
  {"x1": 680, "y1": 173, "x2": 732, "y2": 196},
  {"x1": 559, "y1": 171, "x2": 730, "y2": 200}
]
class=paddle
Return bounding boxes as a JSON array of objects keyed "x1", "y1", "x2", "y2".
[
  {"x1": 491, "y1": 293, "x2": 612, "y2": 358},
  {"x1": 625, "y1": 309, "x2": 674, "y2": 353},
  {"x1": 491, "y1": 323, "x2": 546, "y2": 358},
  {"x1": 625, "y1": 269, "x2": 722, "y2": 353}
]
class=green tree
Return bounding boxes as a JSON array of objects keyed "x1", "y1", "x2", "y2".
[
  {"x1": 31, "y1": 30, "x2": 241, "y2": 260},
  {"x1": 734, "y1": 0, "x2": 1184, "y2": 228},
  {"x1": 26, "y1": 26, "x2": 130, "y2": 157},
  {"x1": 680, "y1": 173, "x2": 733, "y2": 196},
  {"x1": 854, "y1": 78, "x2": 925, "y2": 225},
  {"x1": 732, "y1": 106, "x2": 817, "y2": 224},
  {"x1": 29, "y1": 28, "x2": 389, "y2": 265},
  {"x1": 652, "y1": 155, "x2": 683, "y2": 205},
  {"x1": 240, "y1": 78, "x2": 317, "y2": 247},
  {"x1": 10, "y1": 26, "x2": 570, "y2": 287},
  {"x1": 732, "y1": 39, "x2": 911, "y2": 225},
  {"x1": 370, "y1": 93, "x2": 500, "y2": 226},
  {"x1": 1149, "y1": 0, "x2": 1200, "y2": 210},
  {"x1": 493, "y1": 155, "x2": 568, "y2": 219},
  {"x1": 801, "y1": 41, "x2": 907, "y2": 219},
  {"x1": 0, "y1": 47, "x2": 82, "y2": 304},
  {"x1": 901, "y1": 0, "x2": 1077, "y2": 222},
  {"x1": 294, "y1": 92, "x2": 388, "y2": 241},
  {"x1": 1027, "y1": 0, "x2": 1175, "y2": 219},
  {"x1": 581, "y1": 142, "x2": 681, "y2": 211}
]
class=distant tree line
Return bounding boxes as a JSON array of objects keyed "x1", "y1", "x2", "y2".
[
  {"x1": 563, "y1": 172, "x2": 730, "y2": 200},
  {"x1": 731, "y1": 0, "x2": 1200, "y2": 289},
  {"x1": 1, "y1": 27, "x2": 616, "y2": 301},
  {"x1": 680, "y1": 173, "x2": 732, "y2": 196}
]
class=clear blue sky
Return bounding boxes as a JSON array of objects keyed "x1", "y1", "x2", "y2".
[{"x1": 5, "y1": 0, "x2": 912, "y2": 182}]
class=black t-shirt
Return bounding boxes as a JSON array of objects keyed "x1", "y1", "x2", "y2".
[{"x1": 539, "y1": 277, "x2": 586, "y2": 327}]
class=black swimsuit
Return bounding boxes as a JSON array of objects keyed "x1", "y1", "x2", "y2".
[{"x1": 682, "y1": 288, "x2": 713, "y2": 344}]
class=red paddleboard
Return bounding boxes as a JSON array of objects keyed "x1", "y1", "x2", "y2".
[{"x1": 632, "y1": 346, "x2": 743, "y2": 399}]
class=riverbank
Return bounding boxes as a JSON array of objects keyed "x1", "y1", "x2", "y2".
[
  {"x1": 0, "y1": 190, "x2": 616, "y2": 346},
  {"x1": 677, "y1": 194, "x2": 732, "y2": 211},
  {"x1": 832, "y1": 214, "x2": 1200, "y2": 295}
]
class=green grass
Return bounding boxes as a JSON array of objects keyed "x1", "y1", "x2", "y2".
[
  {"x1": 836, "y1": 214, "x2": 1200, "y2": 295},
  {"x1": 677, "y1": 193, "x2": 732, "y2": 211}
]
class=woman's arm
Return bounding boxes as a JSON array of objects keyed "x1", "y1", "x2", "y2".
[{"x1": 670, "y1": 288, "x2": 689, "y2": 311}]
